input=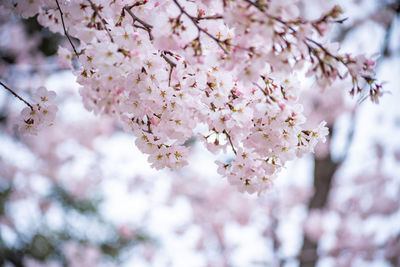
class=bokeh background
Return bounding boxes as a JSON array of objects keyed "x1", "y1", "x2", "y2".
[{"x1": 0, "y1": 0, "x2": 400, "y2": 266}]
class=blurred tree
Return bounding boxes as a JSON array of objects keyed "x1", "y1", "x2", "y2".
[{"x1": 0, "y1": 0, "x2": 399, "y2": 266}]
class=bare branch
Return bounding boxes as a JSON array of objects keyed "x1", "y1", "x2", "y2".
[
  {"x1": 123, "y1": 6, "x2": 153, "y2": 40},
  {"x1": 194, "y1": 15, "x2": 223, "y2": 22},
  {"x1": 54, "y1": 0, "x2": 79, "y2": 57},
  {"x1": 0, "y1": 81, "x2": 33, "y2": 110},
  {"x1": 145, "y1": 115, "x2": 153, "y2": 134},
  {"x1": 160, "y1": 52, "x2": 177, "y2": 87},
  {"x1": 223, "y1": 129, "x2": 237, "y2": 155}
]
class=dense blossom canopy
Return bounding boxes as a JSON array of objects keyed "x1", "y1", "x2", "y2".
[
  {"x1": 1, "y1": 0, "x2": 399, "y2": 266},
  {"x1": 2, "y1": 0, "x2": 381, "y2": 194}
]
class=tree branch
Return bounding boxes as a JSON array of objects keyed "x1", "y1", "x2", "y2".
[
  {"x1": 223, "y1": 129, "x2": 237, "y2": 155},
  {"x1": 54, "y1": 0, "x2": 79, "y2": 57},
  {"x1": 87, "y1": 0, "x2": 115, "y2": 43},
  {"x1": 123, "y1": 6, "x2": 153, "y2": 40},
  {"x1": 0, "y1": 81, "x2": 33, "y2": 110},
  {"x1": 160, "y1": 52, "x2": 177, "y2": 87},
  {"x1": 172, "y1": 0, "x2": 228, "y2": 53}
]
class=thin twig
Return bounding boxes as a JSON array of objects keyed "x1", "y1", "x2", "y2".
[
  {"x1": 194, "y1": 15, "x2": 223, "y2": 22},
  {"x1": 243, "y1": 0, "x2": 336, "y2": 58},
  {"x1": 161, "y1": 52, "x2": 177, "y2": 87},
  {"x1": 145, "y1": 115, "x2": 153, "y2": 134},
  {"x1": 0, "y1": 81, "x2": 33, "y2": 110},
  {"x1": 253, "y1": 82, "x2": 267, "y2": 96},
  {"x1": 243, "y1": 0, "x2": 381, "y2": 95},
  {"x1": 54, "y1": 0, "x2": 79, "y2": 57},
  {"x1": 338, "y1": 5, "x2": 397, "y2": 162},
  {"x1": 172, "y1": 0, "x2": 228, "y2": 53},
  {"x1": 87, "y1": 0, "x2": 114, "y2": 42},
  {"x1": 121, "y1": 6, "x2": 177, "y2": 84},
  {"x1": 123, "y1": 6, "x2": 153, "y2": 40},
  {"x1": 223, "y1": 129, "x2": 237, "y2": 155}
]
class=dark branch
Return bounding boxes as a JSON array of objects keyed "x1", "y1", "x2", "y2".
[
  {"x1": 88, "y1": 0, "x2": 115, "y2": 43},
  {"x1": 194, "y1": 15, "x2": 223, "y2": 22},
  {"x1": 0, "y1": 81, "x2": 33, "y2": 110},
  {"x1": 123, "y1": 6, "x2": 153, "y2": 40},
  {"x1": 54, "y1": 0, "x2": 79, "y2": 57},
  {"x1": 161, "y1": 52, "x2": 177, "y2": 87},
  {"x1": 223, "y1": 129, "x2": 237, "y2": 155},
  {"x1": 172, "y1": 0, "x2": 228, "y2": 53}
]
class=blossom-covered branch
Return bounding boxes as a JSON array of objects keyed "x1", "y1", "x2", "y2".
[{"x1": 2, "y1": 0, "x2": 381, "y2": 194}]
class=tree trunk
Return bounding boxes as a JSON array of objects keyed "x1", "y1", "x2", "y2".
[{"x1": 298, "y1": 153, "x2": 339, "y2": 267}]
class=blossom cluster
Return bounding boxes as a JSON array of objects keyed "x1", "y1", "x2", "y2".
[
  {"x1": 17, "y1": 87, "x2": 58, "y2": 135},
  {"x1": 3, "y1": 0, "x2": 379, "y2": 193}
]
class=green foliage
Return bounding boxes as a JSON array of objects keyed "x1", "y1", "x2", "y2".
[{"x1": 0, "y1": 183, "x2": 151, "y2": 266}]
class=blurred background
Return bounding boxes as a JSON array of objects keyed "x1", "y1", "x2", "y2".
[{"x1": 0, "y1": 0, "x2": 400, "y2": 266}]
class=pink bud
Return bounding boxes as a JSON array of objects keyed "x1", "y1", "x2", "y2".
[
  {"x1": 317, "y1": 23, "x2": 328, "y2": 35},
  {"x1": 366, "y1": 59, "x2": 375, "y2": 66},
  {"x1": 151, "y1": 117, "x2": 159, "y2": 126},
  {"x1": 233, "y1": 86, "x2": 242, "y2": 96}
]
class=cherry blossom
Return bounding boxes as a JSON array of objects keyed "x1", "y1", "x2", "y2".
[
  {"x1": 0, "y1": 0, "x2": 398, "y2": 266},
  {"x1": 0, "y1": 0, "x2": 381, "y2": 195},
  {"x1": 16, "y1": 86, "x2": 58, "y2": 135}
]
